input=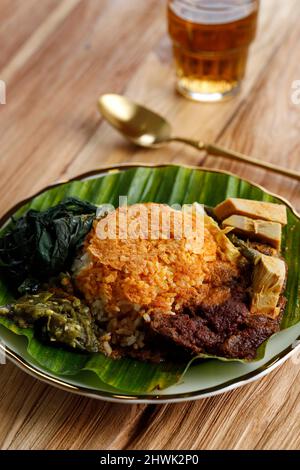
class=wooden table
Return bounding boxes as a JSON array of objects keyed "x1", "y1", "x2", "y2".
[{"x1": 0, "y1": 0, "x2": 299, "y2": 450}]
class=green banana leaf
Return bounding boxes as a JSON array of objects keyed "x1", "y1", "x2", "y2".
[{"x1": 0, "y1": 165, "x2": 299, "y2": 393}]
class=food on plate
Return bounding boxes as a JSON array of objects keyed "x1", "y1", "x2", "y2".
[
  {"x1": 250, "y1": 254, "x2": 286, "y2": 318},
  {"x1": 73, "y1": 202, "x2": 244, "y2": 356},
  {"x1": 0, "y1": 196, "x2": 288, "y2": 363},
  {"x1": 214, "y1": 198, "x2": 287, "y2": 225},
  {"x1": 0, "y1": 289, "x2": 99, "y2": 352},
  {"x1": 0, "y1": 197, "x2": 97, "y2": 293},
  {"x1": 222, "y1": 215, "x2": 282, "y2": 249}
]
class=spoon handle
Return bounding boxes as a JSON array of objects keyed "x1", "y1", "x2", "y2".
[
  {"x1": 172, "y1": 137, "x2": 300, "y2": 181},
  {"x1": 204, "y1": 143, "x2": 300, "y2": 181}
]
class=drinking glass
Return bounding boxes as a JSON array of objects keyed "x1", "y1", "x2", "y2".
[{"x1": 168, "y1": 0, "x2": 259, "y2": 102}]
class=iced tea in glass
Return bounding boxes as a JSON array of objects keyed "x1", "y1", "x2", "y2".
[{"x1": 168, "y1": 0, "x2": 259, "y2": 101}]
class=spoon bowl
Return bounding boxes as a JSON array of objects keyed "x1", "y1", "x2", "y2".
[{"x1": 98, "y1": 94, "x2": 172, "y2": 147}]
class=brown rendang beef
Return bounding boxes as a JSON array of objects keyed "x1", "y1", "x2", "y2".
[{"x1": 149, "y1": 278, "x2": 285, "y2": 360}]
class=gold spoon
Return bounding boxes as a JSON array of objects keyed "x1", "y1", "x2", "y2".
[{"x1": 98, "y1": 94, "x2": 300, "y2": 181}]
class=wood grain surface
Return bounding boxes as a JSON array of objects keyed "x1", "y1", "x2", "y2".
[{"x1": 0, "y1": 0, "x2": 299, "y2": 450}]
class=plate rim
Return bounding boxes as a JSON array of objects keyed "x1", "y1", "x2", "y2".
[{"x1": 1, "y1": 162, "x2": 299, "y2": 404}]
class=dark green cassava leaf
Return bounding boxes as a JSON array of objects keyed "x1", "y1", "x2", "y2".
[{"x1": 0, "y1": 197, "x2": 97, "y2": 293}]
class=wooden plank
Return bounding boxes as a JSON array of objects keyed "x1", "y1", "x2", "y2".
[
  {"x1": 2, "y1": 359, "x2": 299, "y2": 450},
  {"x1": 0, "y1": 363, "x2": 142, "y2": 450},
  {"x1": 64, "y1": 0, "x2": 300, "y2": 201},
  {"x1": 1, "y1": 0, "x2": 81, "y2": 83},
  {"x1": 0, "y1": 0, "x2": 166, "y2": 211},
  {"x1": 0, "y1": 0, "x2": 60, "y2": 71},
  {"x1": 125, "y1": 361, "x2": 300, "y2": 450}
]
